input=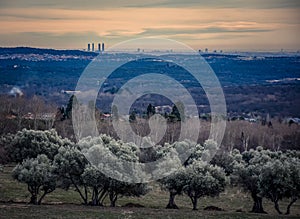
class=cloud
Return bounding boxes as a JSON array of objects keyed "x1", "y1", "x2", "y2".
[
  {"x1": 0, "y1": 2, "x2": 299, "y2": 50},
  {"x1": 138, "y1": 26, "x2": 273, "y2": 37},
  {"x1": 0, "y1": 31, "x2": 103, "y2": 49},
  {"x1": 1, "y1": 0, "x2": 300, "y2": 9},
  {"x1": 0, "y1": 0, "x2": 162, "y2": 9},
  {"x1": 130, "y1": 0, "x2": 300, "y2": 9}
]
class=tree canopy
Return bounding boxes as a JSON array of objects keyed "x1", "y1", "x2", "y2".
[
  {"x1": 12, "y1": 154, "x2": 56, "y2": 205},
  {"x1": 4, "y1": 129, "x2": 73, "y2": 162}
]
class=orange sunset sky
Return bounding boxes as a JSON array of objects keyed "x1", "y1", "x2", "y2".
[{"x1": 0, "y1": 0, "x2": 299, "y2": 51}]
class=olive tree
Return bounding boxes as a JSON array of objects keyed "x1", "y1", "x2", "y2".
[
  {"x1": 52, "y1": 146, "x2": 89, "y2": 204},
  {"x1": 231, "y1": 147, "x2": 271, "y2": 213},
  {"x1": 12, "y1": 154, "x2": 56, "y2": 205},
  {"x1": 259, "y1": 159, "x2": 286, "y2": 214},
  {"x1": 4, "y1": 129, "x2": 73, "y2": 162},
  {"x1": 184, "y1": 139, "x2": 217, "y2": 166},
  {"x1": 232, "y1": 147, "x2": 300, "y2": 214},
  {"x1": 210, "y1": 151, "x2": 234, "y2": 176},
  {"x1": 259, "y1": 156, "x2": 300, "y2": 215},
  {"x1": 284, "y1": 157, "x2": 300, "y2": 215},
  {"x1": 78, "y1": 134, "x2": 149, "y2": 207},
  {"x1": 158, "y1": 139, "x2": 226, "y2": 210},
  {"x1": 82, "y1": 165, "x2": 110, "y2": 206},
  {"x1": 183, "y1": 161, "x2": 226, "y2": 210},
  {"x1": 107, "y1": 178, "x2": 148, "y2": 207},
  {"x1": 159, "y1": 167, "x2": 187, "y2": 209},
  {"x1": 157, "y1": 140, "x2": 192, "y2": 209},
  {"x1": 7, "y1": 129, "x2": 74, "y2": 205}
]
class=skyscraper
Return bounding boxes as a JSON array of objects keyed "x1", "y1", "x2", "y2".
[
  {"x1": 92, "y1": 43, "x2": 94, "y2": 52},
  {"x1": 87, "y1": 43, "x2": 90, "y2": 51},
  {"x1": 102, "y1": 43, "x2": 105, "y2": 52},
  {"x1": 98, "y1": 43, "x2": 101, "y2": 52}
]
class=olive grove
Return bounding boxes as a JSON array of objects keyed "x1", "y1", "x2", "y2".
[{"x1": 1, "y1": 129, "x2": 300, "y2": 214}]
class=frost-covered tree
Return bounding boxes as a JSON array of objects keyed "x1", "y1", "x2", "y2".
[
  {"x1": 232, "y1": 147, "x2": 300, "y2": 214},
  {"x1": 82, "y1": 165, "x2": 110, "y2": 206},
  {"x1": 210, "y1": 151, "x2": 234, "y2": 176},
  {"x1": 259, "y1": 159, "x2": 287, "y2": 214},
  {"x1": 156, "y1": 140, "x2": 190, "y2": 209},
  {"x1": 53, "y1": 146, "x2": 89, "y2": 204},
  {"x1": 4, "y1": 129, "x2": 73, "y2": 162},
  {"x1": 107, "y1": 178, "x2": 148, "y2": 207},
  {"x1": 183, "y1": 161, "x2": 226, "y2": 210},
  {"x1": 259, "y1": 156, "x2": 300, "y2": 215},
  {"x1": 12, "y1": 154, "x2": 56, "y2": 205},
  {"x1": 158, "y1": 139, "x2": 226, "y2": 210},
  {"x1": 231, "y1": 147, "x2": 270, "y2": 213},
  {"x1": 284, "y1": 157, "x2": 300, "y2": 215},
  {"x1": 184, "y1": 139, "x2": 217, "y2": 166},
  {"x1": 82, "y1": 164, "x2": 148, "y2": 207},
  {"x1": 159, "y1": 167, "x2": 187, "y2": 209},
  {"x1": 4, "y1": 129, "x2": 75, "y2": 205},
  {"x1": 78, "y1": 134, "x2": 149, "y2": 207},
  {"x1": 258, "y1": 160, "x2": 289, "y2": 214}
]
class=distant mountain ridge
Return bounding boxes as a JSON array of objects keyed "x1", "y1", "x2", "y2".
[
  {"x1": 1, "y1": 47, "x2": 299, "y2": 58},
  {"x1": 0, "y1": 47, "x2": 97, "y2": 56}
]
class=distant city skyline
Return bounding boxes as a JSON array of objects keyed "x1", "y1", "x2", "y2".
[
  {"x1": 0, "y1": 0, "x2": 299, "y2": 51},
  {"x1": 87, "y1": 42, "x2": 104, "y2": 52}
]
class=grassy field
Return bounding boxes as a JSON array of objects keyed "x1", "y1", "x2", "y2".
[{"x1": 0, "y1": 165, "x2": 299, "y2": 219}]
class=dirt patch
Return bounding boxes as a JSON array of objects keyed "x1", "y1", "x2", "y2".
[
  {"x1": 0, "y1": 204, "x2": 28, "y2": 209},
  {"x1": 204, "y1": 205, "x2": 224, "y2": 211},
  {"x1": 123, "y1": 202, "x2": 145, "y2": 208}
]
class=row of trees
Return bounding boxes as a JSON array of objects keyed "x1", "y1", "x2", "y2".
[
  {"x1": 231, "y1": 147, "x2": 300, "y2": 214},
  {"x1": 1, "y1": 129, "x2": 300, "y2": 214},
  {"x1": 0, "y1": 95, "x2": 57, "y2": 135},
  {"x1": 3, "y1": 129, "x2": 148, "y2": 206}
]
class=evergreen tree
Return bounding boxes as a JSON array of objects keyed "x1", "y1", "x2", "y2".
[
  {"x1": 65, "y1": 95, "x2": 79, "y2": 119},
  {"x1": 170, "y1": 102, "x2": 185, "y2": 122},
  {"x1": 129, "y1": 111, "x2": 136, "y2": 122},
  {"x1": 146, "y1": 104, "x2": 156, "y2": 118}
]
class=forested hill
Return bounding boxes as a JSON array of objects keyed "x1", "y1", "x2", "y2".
[{"x1": 0, "y1": 47, "x2": 299, "y2": 116}]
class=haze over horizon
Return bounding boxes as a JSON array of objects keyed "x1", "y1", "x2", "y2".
[{"x1": 0, "y1": 0, "x2": 299, "y2": 51}]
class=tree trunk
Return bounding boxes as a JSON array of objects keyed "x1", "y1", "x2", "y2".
[
  {"x1": 28, "y1": 185, "x2": 38, "y2": 205},
  {"x1": 91, "y1": 187, "x2": 100, "y2": 206},
  {"x1": 251, "y1": 193, "x2": 267, "y2": 214},
  {"x1": 192, "y1": 197, "x2": 198, "y2": 210},
  {"x1": 166, "y1": 192, "x2": 179, "y2": 209},
  {"x1": 285, "y1": 197, "x2": 297, "y2": 215},
  {"x1": 84, "y1": 185, "x2": 88, "y2": 204},
  {"x1": 29, "y1": 194, "x2": 38, "y2": 205},
  {"x1": 109, "y1": 192, "x2": 117, "y2": 207},
  {"x1": 97, "y1": 189, "x2": 107, "y2": 206},
  {"x1": 38, "y1": 191, "x2": 47, "y2": 205},
  {"x1": 188, "y1": 195, "x2": 198, "y2": 210},
  {"x1": 90, "y1": 189, "x2": 96, "y2": 206},
  {"x1": 274, "y1": 200, "x2": 282, "y2": 214},
  {"x1": 70, "y1": 176, "x2": 87, "y2": 205}
]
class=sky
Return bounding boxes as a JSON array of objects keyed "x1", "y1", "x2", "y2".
[{"x1": 0, "y1": 0, "x2": 299, "y2": 51}]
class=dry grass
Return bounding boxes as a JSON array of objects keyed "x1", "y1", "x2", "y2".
[{"x1": 1, "y1": 165, "x2": 300, "y2": 219}]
